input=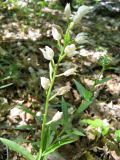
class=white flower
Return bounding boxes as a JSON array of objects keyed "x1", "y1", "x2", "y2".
[
  {"x1": 56, "y1": 86, "x2": 71, "y2": 95},
  {"x1": 40, "y1": 77, "x2": 50, "y2": 90},
  {"x1": 63, "y1": 68, "x2": 77, "y2": 76},
  {"x1": 73, "y1": 5, "x2": 91, "y2": 24},
  {"x1": 64, "y1": 3, "x2": 71, "y2": 19},
  {"x1": 75, "y1": 32, "x2": 89, "y2": 44},
  {"x1": 40, "y1": 46, "x2": 54, "y2": 60},
  {"x1": 46, "y1": 111, "x2": 63, "y2": 125},
  {"x1": 65, "y1": 44, "x2": 78, "y2": 57},
  {"x1": 52, "y1": 111, "x2": 63, "y2": 122},
  {"x1": 52, "y1": 27, "x2": 61, "y2": 41}
]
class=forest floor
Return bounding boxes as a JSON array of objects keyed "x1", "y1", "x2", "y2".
[{"x1": 0, "y1": 1, "x2": 120, "y2": 160}]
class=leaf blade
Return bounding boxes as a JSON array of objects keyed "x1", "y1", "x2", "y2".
[
  {"x1": 0, "y1": 138, "x2": 34, "y2": 160},
  {"x1": 74, "y1": 80, "x2": 92, "y2": 101},
  {"x1": 77, "y1": 101, "x2": 92, "y2": 113},
  {"x1": 95, "y1": 77, "x2": 112, "y2": 85},
  {"x1": 61, "y1": 97, "x2": 69, "y2": 124},
  {"x1": 42, "y1": 138, "x2": 77, "y2": 156}
]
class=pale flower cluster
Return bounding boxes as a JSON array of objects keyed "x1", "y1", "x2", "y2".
[{"x1": 40, "y1": 4, "x2": 91, "y2": 94}]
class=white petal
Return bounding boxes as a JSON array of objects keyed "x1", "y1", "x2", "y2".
[
  {"x1": 45, "y1": 46, "x2": 54, "y2": 59},
  {"x1": 40, "y1": 46, "x2": 54, "y2": 60},
  {"x1": 52, "y1": 111, "x2": 63, "y2": 122},
  {"x1": 65, "y1": 44, "x2": 78, "y2": 57},
  {"x1": 52, "y1": 27, "x2": 61, "y2": 41},
  {"x1": 46, "y1": 111, "x2": 63, "y2": 125},
  {"x1": 65, "y1": 44, "x2": 76, "y2": 53},
  {"x1": 73, "y1": 5, "x2": 91, "y2": 24},
  {"x1": 40, "y1": 77, "x2": 50, "y2": 90},
  {"x1": 64, "y1": 3, "x2": 71, "y2": 19}
]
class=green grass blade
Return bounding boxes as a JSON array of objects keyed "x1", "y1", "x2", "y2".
[
  {"x1": 61, "y1": 97, "x2": 69, "y2": 124},
  {"x1": 0, "y1": 83, "x2": 13, "y2": 89},
  {"x1": 42, "y1": 138, "x2": 78, "y2": 156},
  {"x1": 77, "y1": 101, "x2": 92, "y2": 113},
  {"x1": 95, "y1": 77, "x2": 112, "y2": 85},
  {"x1": 74, "y1": 80, "x2": 92, "y2": 101},
  {"x1": 0, "y1": 138, "x2": 34, "y2": 160}
]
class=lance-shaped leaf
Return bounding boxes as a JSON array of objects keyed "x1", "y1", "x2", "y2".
[
  {"x1": 77, "y1": 100, "x2": 92, "y2": 113},
  {"x1": 61, "y1": 97, "x2": 69, "y2": 125},
  {"x1": 74, "y1": 80, "x2": 93, "y2": 101},
  {"x1": 0, "y1": 138, "x2": 34, "y2": 160},
  {"x1": 95, "y1": 77, "x2": 112, "y2": 85},
  {"x1": 42, "y1": 138, "x2": 78, "y2": 156}
]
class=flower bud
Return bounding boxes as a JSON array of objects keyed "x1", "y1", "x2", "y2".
[
  {"x1": 64, "y1": 3, "x2": 71, "y2": 19},
  {"x1": 40, "y1": 46, "x2": 54, "y2": 60},
  {"x1": 73, "y1": 5, "x2": 90, "y2": 24},
  {"x1": 52, "y1": 111, "x2": 63, "y2": 122},
  {"x1": 46, "y1": 111, "x2": 63, "y2": 125},
  {"x1": 52, "y1": 27, "x2": 62, "y2": 41},
  {"x1": 56, "y1": 86, "x2": 71, "y2": 95},
  {"x1": 65, "y1": 44, "x2": 78, "y2": 57},
  {"x1": 75, "y1": 32, "x2": 88, "y2": 44},
  {"x1": 40, "y1": 77, "x2": 50, "y2": 90},
  {"x1": 63, "y1": 68, "x2": 77, "y2": 76}
]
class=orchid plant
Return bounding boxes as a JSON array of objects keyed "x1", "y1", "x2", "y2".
[
  {"x1": 0, "y1": 4, "x2": 92, "y2": 160},
  {"x1": 37, "y1": 5, "x2": 91, "y2": 160}
]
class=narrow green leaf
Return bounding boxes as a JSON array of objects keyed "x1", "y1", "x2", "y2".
[
  {"x1": 72, "y1": 129, "x2": 85, "y2": 136},
  {"x1": 61, "y1": 97, "x2": 69, "y2": 124},
  {"x1": 0, "y1": 138, "x2": 34, "y2": 160},
  {"x1": 64, "y1": 31, "x2": 71, "y2": 46},
  {"x1": 15, "y1": 125, "x2": 35, "y2": 130},
  {"x1": 95, "y1": 77, "x2": 112, "y2": 85},
  {"x1": 15, "y1": 139, "x2": 34, "y2": 143},
  {"x1": 42, "y1": 138, "x2": 77, "y2": 156},
  {"x1": 0, "y1": 83, "x2": 13, "y2": 89},
  {"x1": 0, "y1": 76, "x2": 11, "y2": 81},
  {"x1": 77, "y1": 101, "x2": 92, "y2": 113},
  {"x1": 74, "y1": 80, "x2": 92, "y2": 101}
]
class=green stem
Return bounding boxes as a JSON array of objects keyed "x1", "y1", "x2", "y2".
[
  {"x1": 37, "y1": 22, "x2": 72, "y2": 159},
  {"x1": 37, "y1": 54, "x2": 63, "y2": 160},
  {"x1": 92, "y1": 67, "x2": 105, "y2": 91}
]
